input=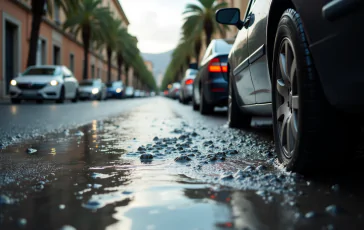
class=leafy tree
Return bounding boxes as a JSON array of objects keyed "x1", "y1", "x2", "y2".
[
  {"x1": 183, "y1": 0, "x2": 228, "y2": 56},
  {"x1": 63, "y1": 0, "x2": 110, "y2": 80}
]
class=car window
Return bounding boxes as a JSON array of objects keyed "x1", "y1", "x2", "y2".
[{"x1": 79, "y1": 81, "x2": 93, "y2": 86}]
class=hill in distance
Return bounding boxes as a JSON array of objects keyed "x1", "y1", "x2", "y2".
[{"x1": 142, "y1": 50, "x2": 173, "y2": 84}]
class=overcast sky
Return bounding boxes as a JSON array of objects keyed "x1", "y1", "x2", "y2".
[{"x1": 120, "y1": 0, "x2": 194, "y2": 54}]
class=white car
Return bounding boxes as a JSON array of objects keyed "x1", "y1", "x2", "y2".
[
  {"x1": 124, "y1": 86, "x2": 134, "y2": 98},
  {"x1": 9, "y1": 65, "x2": 79, "y2": 104},
  {"x1": 78, "y1": 79, "x2": 107, "y2": 101}
]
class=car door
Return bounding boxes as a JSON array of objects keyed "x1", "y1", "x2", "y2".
[
  {"x1": 246, "y1": 0, "x2": 271, "y2": 103},
  {"x1": 230, "y1": 0, "x2": 256, "y2": 106}
]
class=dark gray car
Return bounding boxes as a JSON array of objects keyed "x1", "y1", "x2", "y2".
[
  {"x1": 216, "y1": 0, "x2": 364, "y2": 173},
  {"x1": 192, "y1": 39, "x2": 233, "y2": 114}
]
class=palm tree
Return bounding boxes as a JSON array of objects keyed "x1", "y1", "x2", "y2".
[
  {"x1": 27, "y1": 0, "x2": 78, "y2": 67},
  {"x1": 63, "y1": 0, "x2": 110, "y2": 80},
  {"x1": 183, "y1": 0, "x2": 228, "y2": 53}
]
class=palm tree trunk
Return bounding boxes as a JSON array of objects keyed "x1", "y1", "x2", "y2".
[
  {"x1": 82, "y1": 25, "x2": 91, "y2": 80},
  {"x1": 107, "y1": 46, "x2": 112, "y2": 83},
  {"x1": 194, "y1": 39, "x2": 202, "y2": 65},
  {"x1": 117, "y1": 52, "x2": 123, "y2": 81},
  {"x1": 124, "y1": 63, "x2": 129, "y2": 85},
  {"x1": 27, "y1": 0, "x2": 45, "y2": 67},
  {"x1": 204, "y1": 19, "x2": 213, "y2": 49}
]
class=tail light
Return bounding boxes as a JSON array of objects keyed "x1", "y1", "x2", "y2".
[
  {"x1": 185, "y1": 79, "x2": 194, "y2": 85},
  {"x1": 208, "y1": 57, "x2": 228, "y2": 73}
]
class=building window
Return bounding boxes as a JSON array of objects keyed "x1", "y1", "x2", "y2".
[
  {"x1": 53, "y1": 45, "x2": 61, "y2": 65},
  {"x1": 69, "y1": 53, "x2": 74, "y2": 73},
  {"x1": 97, "y1": 67, "x2": 100, "y2": 78},
  {"x1": 54, "y1": 2, "x2": 61, "y2": 25},
  {"x1": 91, "y1": 64, "x2": 95, "y2": 79},
  {"x1": 36, "y1": 38, "x2": 46, "y2": 65}
]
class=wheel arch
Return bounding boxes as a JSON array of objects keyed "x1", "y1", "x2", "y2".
[{"x1": 266, "y1": 0, "x2": 297, "y2": 79}]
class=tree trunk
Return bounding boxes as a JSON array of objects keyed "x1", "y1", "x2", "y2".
[
  {"x1": 82, "y1": 25, "x2": 91, "y2": 80},
  {"x1": 27, "y1": 0, "x2": 45, "y2": 67},
  {"x1": 204, "y1": 19, "x2": 213, "y2": 50},
  {"x1": 107, "y1": 46, "x2": 112, "y2": 83},
  {"x1": 194, "y1": 38, "x2": 202, "y2": 65},
  {"x1": 124, "y1": 63, "x2": 129, "y2": 85},
  {"x1": 117, "y1": 52, "x2": 123, "y2": 81}
]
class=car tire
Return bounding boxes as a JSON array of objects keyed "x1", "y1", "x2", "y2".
[
  {"x1": 56, "y1": 87, "x2": 65, "y2": 104},
  {"x1": 11, "y1": 98, "x2": 21, "y2": 104},
  {"x1": 71, "y1": 89, "x2": 79, "y2": 103},
  {"x1": 228, "y1": 72, "x2": 251, "y2": 128},
  {"x1": 36, "y1": 99, "x2": 44, "y2": 104},
  {"x1": 199, "y1": 85, "x2": 214, "y2": 115},
  {"x1": 272, "y1": 9, "x2": 360, "y2": 174}
]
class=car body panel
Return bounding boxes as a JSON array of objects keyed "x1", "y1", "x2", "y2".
[
  {"x1": 290, "y1": 0, "x2": 364, "y2": 110},
  {"x1": 247, "y1": 0, "x2": 271, "y2": 104},
  {"x1": 226, "y1": 0, "x2": 364, "y2": 115}
]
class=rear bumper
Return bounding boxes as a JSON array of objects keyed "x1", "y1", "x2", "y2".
[
  {"x1": 182, "y1": 85, "x2": 193, "y2": 100},
  {"x1": 203, "y1": 79, "x2": 228, "y2": 106}
]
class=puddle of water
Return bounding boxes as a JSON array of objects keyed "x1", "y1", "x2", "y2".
[{"x1": 1, "y1": 102, "x2": 364, "y2": 230}]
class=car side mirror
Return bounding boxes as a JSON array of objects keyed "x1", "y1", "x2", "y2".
[{"x1": 216, "y1": 8, "x2": 244, "y2": 30}]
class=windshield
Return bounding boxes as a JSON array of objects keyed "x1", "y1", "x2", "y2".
[
  {"x1": 22, "y1": 67, "x2": 59, "y2": 76},
  {"x1": 106, "y1": 82, "x2": 122, "y2": 88},
  {"x1": 79, "y1": 81, "x2": 94, "y2": 86}
]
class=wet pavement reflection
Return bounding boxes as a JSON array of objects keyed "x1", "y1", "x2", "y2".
[{"x1": 1, "y1": 99, "x2": 364, "y2": 230}]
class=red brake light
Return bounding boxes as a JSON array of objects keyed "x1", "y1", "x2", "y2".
[
  {"x1": 185, "y1": 79, "x2": 194, "y2": 85},
  {"x1": 208, "y1": 57, "x2": 228, "y2": 73}
]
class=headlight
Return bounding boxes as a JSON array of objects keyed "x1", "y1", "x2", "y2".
[
  {"x1": 116, "y1": 88, "x2": 122, "y2": 93},
  {"x1": 50, "y1": 80, "x2": 58, "y2": 86},
  {"x1": 10, "y1": 80, "x2": 17, "y2": 86},
  {"x1": 92, "y1": 88, "x2": 99, "y2": 94}
]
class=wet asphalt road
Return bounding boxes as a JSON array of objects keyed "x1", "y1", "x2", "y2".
[{"x1": 1, "y1": 97, "x2": 364, "y2": 230}]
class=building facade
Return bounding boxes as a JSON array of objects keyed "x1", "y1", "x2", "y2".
[{"x1": 0, "y1": 0, "x2": 132, "y2": 99}]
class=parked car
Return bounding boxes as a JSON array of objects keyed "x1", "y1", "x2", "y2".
[
  {"x1": 124, "y1": 86, "x2": 135, "y2": 98},
  {"x1": 151, "y1": 91, "x2": 156, "y2": 97},
  {"x1": 192, "y1": 39, "x2": 233, "y2": 114},
  {"x1": 9, "y1": 65, "x2": 79, "y2": 104},
  {"x1": 215, "y1": 1, "x2": 364, "y2": 173},
  {"x1": 106, "y1": 81, "x2": 124, "y2": 99},
  {"x1": 78, "y1": 79, "x2": 107, "y2": 100},
  {"x1": 134, "y1": 89, "x2": 141, "y2": 97},
  {"x1": 140, "y1": 90, "x2": 146, "y2": 97},
  {"x1": 179, "y1": 68, "x2": 198, "y2": 104},
  {"x1": 168, "y1": 82, "x2": 181, "y2": 100}
]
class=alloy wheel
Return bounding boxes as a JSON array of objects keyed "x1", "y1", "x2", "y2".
[{"x1": 275, "y1": 38, "x2": 299, "y2": 159}]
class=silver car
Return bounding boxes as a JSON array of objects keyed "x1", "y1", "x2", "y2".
[
  {"x1": 9, "y1": 65, "x2": 79, "y2": 104},
  {"x1": 78, "y1": 79, "x2": 107, "y2": 101},
  {"x1": 179, "y1": 68, "x2": 198, "y2": 104}
]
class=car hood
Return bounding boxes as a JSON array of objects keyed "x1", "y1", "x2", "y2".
[{"x1": 15, "y1": 76, "x2": 61, "y2": 84}]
